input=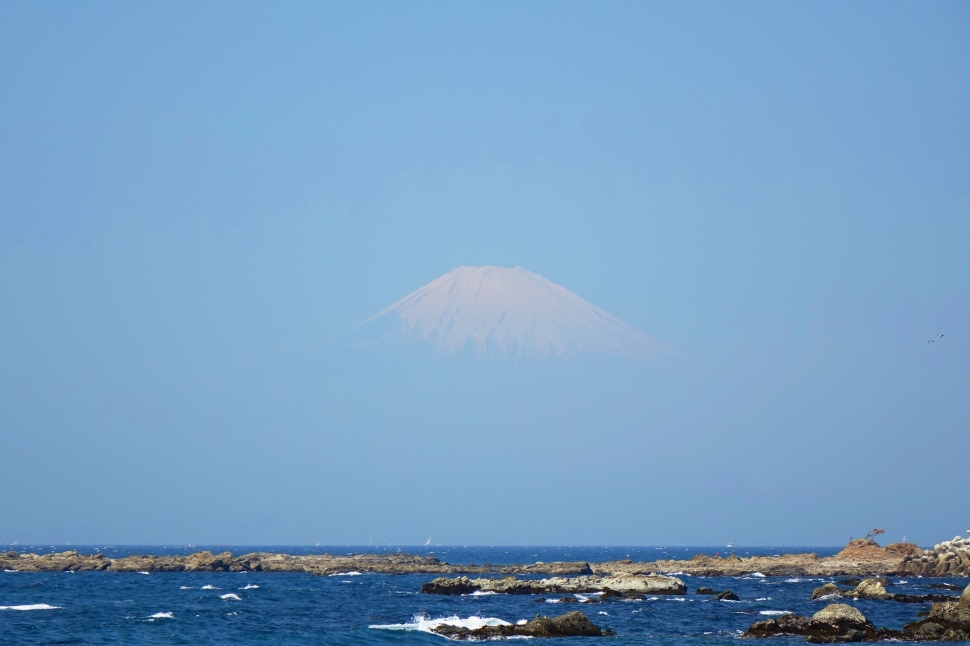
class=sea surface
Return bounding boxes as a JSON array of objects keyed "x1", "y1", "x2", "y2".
[{"x1": 2, "y1": 546, "x2": 967, "y2": 645}]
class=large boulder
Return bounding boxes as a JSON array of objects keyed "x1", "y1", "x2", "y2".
[
  {"x1": 421, "y1": 576, "x2": 479, "y2": 595},
  {"x1": 853, "y1": 579, "x2": 890, "y2": 600},
  {"x1": 901, "y1": 593, "x2": 970, "y2": 642},
  {"x1": 745, "y1": 603, "x2": 877, "y2": 643},
  {"x1": 812, "y1": 604, "x2": 868, "y2": 626},
  {"x1": 811, "y1": 583, "x2": 842, "y2": 600}
]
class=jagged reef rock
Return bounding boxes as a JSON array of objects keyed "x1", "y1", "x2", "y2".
[
  {"x1": 695, "y1": 586, "x2": 738, "y2": 600},
  {"x1": 744, "y1": 603, "x2": 878, "y2": 643},
  {"x1": 431, "y1": 611, "x2": 614, "y2": 640},
  {"x1": 899, "y1": 583, "x2": 970, "y2": 642},
  {"x1": 421, "y1": 573, "x2": 686, "y2": 597},
  {"x1": 810, "y1": 578, "x2": 957, "y2": 604}
]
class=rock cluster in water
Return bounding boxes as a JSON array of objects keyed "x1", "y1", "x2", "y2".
[
  {"x1": 810, "y1": 578, "x2": 956, "y2": 604},
  {"x1": 431, "y1": 611, "x2": 614, "y2": 640},
  {"x1": 899, "y1": 532, "x2": 970, "y2": 577},
  {"x1": 421, "y1": 573, "x2": 687, "y2": 597},
  {"x1": 747, "y1": 583, "x2": 970, "y2": 643}
]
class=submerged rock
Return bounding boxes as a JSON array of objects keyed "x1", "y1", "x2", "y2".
[
  {"x1": 421, "y1": 572, "x2": 686, "y2": 597},
  {"x1": 431, "y1": 611, "x2": 614, "y2": 640}
]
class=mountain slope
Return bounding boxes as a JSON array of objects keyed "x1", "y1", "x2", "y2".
[{"x1": 361, "y1": 266, "x2": 668, "y2": 359}]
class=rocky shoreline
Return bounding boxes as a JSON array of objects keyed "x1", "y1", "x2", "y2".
[{"x1": 2, "y1": 536, "x2": 968, "y2": 578}]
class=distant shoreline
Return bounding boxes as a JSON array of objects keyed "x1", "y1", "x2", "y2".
[{"x1": 3, "y1": 539, "x2": 958, "y2": 578}]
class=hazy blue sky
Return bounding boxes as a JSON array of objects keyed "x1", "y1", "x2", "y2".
[{"x1": 1, "y1": 1, "x2": 968, "y2": 547}]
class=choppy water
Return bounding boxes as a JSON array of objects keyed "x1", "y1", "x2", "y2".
[{"x1": 1, "y1": 546, "x2": 967, "y2": 645}]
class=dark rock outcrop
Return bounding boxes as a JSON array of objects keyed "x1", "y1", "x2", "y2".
[
  {"x1": 715, "y1": 589, "x2": 740, "y2": 601},
  {"x1": 898, "y1": 585, "x2": 970, "y2": 642},
  {"x1": 744, "y1": 603, "x2": 878, "y2": 643},
  {"x1": 422, "y1": 573, "x2": 686, "y2": 596},
  {"x1": 431, "y1": 611, "x2": 614, "y2": 640},
  {"x1": 810, "y1": 578, "x2": 957, "y2": 604}
]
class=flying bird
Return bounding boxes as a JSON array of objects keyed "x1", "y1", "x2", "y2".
[
  {"x1": 938, "y1": 334, "x2": 944, "y2": 338},
  {"x1": 928, "y1": 339, "x2": 935, "y2": 343}
]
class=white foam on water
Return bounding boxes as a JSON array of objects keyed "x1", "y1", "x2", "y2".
[
  {"x1": 137, "y1": 571, "x2": 150, "y2": 575},
  {"x1": 598, "y1": 611, "x2": 608, "y2": 615},
  {"x1": 466, "y1": 590, "x2": 496, "y2": 596},
  {"x1": 544, "y1": 598, "x2": 563, "y2": 603},
  {"x1": 785, "y1": 578, "x2": 807, "y2": 583},
  {"x1": 240, "y1": 584, "x2": 259, "y2": 590},
  {"x1": 3, "y1": 570, "x2": 18, "y2": 573},
  {"x1": 814, "y1": 594, "x2": 840, "y2": 602},
  {"x1": 329, "y1": 571, "x2": 362, "y2": 576},
  {"x1": 516, "y1": 619, "x2": 528, "y2": 625},
  {"x1": 759, "y1": 610, "x2": 793, "y2": 616},
  {"x1": 666, "y1": 597, "x2": 687, "y2": 601},
  {"x1": 756, "y1": 597, "x2": 772, "y2": 602},
  {"x1": 220, "y1": 593, "x2": 241, "y2": 601},
  {"x1": 750, "y1": 572, "x2": 766, "y2": 578},
  {"x1": 179, "y1": 586, "x2": 193, "y2": 590},
  {"x1": 201, "y1": 585, "x2": 220, "y2": 590},
  {"x1": 147, "y1": 612, "x2": 174, "y2": 620},
  {"x1": 370, "y1": 614, "x2": 512, "y2": 634},
  {"x1": 0, "y1": 604, "x2": 61, "y2": 611}
]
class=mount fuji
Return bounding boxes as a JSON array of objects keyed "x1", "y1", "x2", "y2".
[{"x1": 359, "y1": 266, "x2": 669, "y2": 359}]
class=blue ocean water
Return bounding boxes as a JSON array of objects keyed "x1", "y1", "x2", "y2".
[{"x1": 2, "y1": 546, "x2": 967, "y2": 645}]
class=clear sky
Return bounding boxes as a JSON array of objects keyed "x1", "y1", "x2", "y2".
[{"x1": 1, "y1": 1, "x2": 968, "y2": 547}]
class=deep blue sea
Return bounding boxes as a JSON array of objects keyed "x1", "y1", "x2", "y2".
[{"x1": 2, "y1": 546, "x2": 967, "y2": 645}]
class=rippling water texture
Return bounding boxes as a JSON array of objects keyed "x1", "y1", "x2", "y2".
[{"x1": 2, "y1": 546, "x2": 967, "y2": 645}]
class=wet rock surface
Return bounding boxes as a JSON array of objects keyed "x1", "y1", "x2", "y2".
[
  {"x1": 744, "y1": 603, "x2": 879, "y2": 643},
  {"x1": 421, "y1": 572, "x2": 687, "y2": 596},
  {"x1": 430, "y1": 611, "x2": 614, "y2": 640},
  {"x1": 809, "y1": 578, "x2": 957, "y2": 604},
  {"x1": 749, "y1": 583, "x2": 970, "y2": 643}
]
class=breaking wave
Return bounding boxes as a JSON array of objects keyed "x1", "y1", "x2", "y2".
[
  {"x1": 147, "y1": 612, "x2": 174, "y2": 620},
  {"x1": 220, "y1": 593, "x2": 241, "y2": 601},
  {"x1": 759, "y1": 610, "x2": 793, "y2": 616},
  {"x1": 370, "y1": 614, "x2": 512, "y2": 634},
  {"x1": 0, "y1": 604, "x2": 61, "y2": 611}
]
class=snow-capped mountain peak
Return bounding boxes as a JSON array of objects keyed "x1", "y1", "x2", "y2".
[{"x1": 361, "y1": 266, "x2": 668, "y2": 359}]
